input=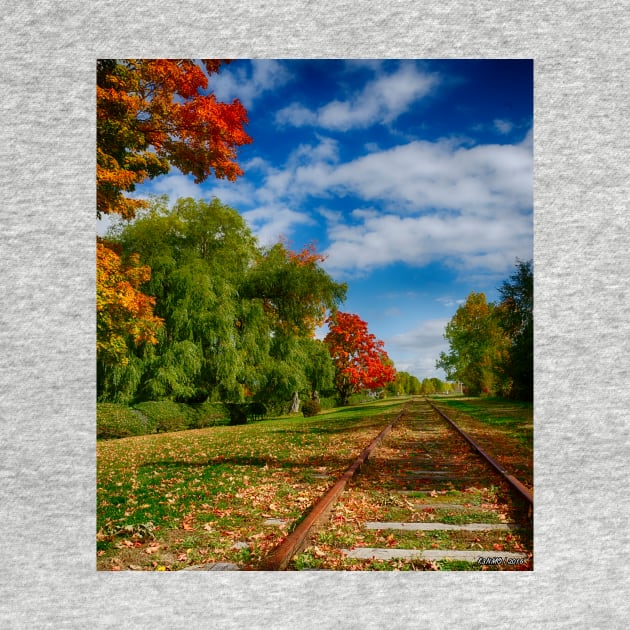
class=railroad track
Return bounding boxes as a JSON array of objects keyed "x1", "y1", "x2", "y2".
[{"x1": 258, "y1": 397, "x2": 533, "y2": 571}]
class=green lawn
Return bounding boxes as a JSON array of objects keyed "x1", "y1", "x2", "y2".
[
  {"x1": 430, "y1": 396, "x2": 533, "y2": 447},
  {"x1": 97, "y1": 398, "x2": 409, "y2": 570},
  {"x1": 427, "y1": 396, "x2": 533, "y2": 487}
]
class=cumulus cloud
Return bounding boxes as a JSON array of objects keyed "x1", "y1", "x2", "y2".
[
  {"x1": 386, "y1": 319, "x2": 451, "y2": 379},
  {"x1": 276, "y1": 62, "x2": 437, "y2": 130},
  {"x1": 303, "y1": 133, "x2": 534, "y2": 275},
  {"x1": 210, "y1": 60, "x2": 291, "y2": 109},
  {"x1": 149, "y1": 173, "x2": 203, "y2": 200},
  {"x1": 322, "y1": 137, "x2": 533, "y2": 215},
  {"x1": 241, "y1": 205, "x2": 314, "y2": 247},
  {"x1": 323, "y1": 210, "x2": 531, "y2": 275}
]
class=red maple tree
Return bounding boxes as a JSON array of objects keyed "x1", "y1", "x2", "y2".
[{"x1": 324, "y1": 312, "x2": 396, "y2": 405}]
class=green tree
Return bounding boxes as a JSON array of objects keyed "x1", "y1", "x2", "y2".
[
  {"x1": 421, "y1": 378, "x2": 435, "y2": 395},
  {"x1": 436, "y1": 292, "x2": 509, "y2": 396},
  {"x1": 99, "y1": 197, "x2": 259, "y2": 402},
  {"x1": 242, "y1": 241, "x2": 345, "y2": 410},
  {"x1": 98, "y1": 197, "x2": 346, "y2": 409},
  {"x1": 495, "y1": 260, "x2": 533, "y2": 400},
  {"x1": 393, "y1": 371, "x2": 422, "y2": 395}
]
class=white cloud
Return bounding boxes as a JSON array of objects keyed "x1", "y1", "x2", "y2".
[
  {"x1": 323, "y1": 137, "x2": 533, "y2": 215},
  {"x1": 386, "y1": 319, "x2": 451, "y2": 380},
  {"x1": 276, "y1": 62, "x2": 437, "y2": 130},
  {"x1": 213, "y1": 128, "x2": 532, "y2": 276},
  {"x1": 494, "y1": 118, "x2": 514, "y2": 134},
  {"x1": 293, "y1": 132, "x2": 534, "y2": 276},
  {"x1": 436, "y1": 296, "x2": 466, "y2": 308},
  {"x1": 323, "y1": 210, "x2": 532, "y2": 276},
  {"x1": 241, "y1": 205, "x2": 314, "y2": 247},
  {"x1": 275, "y1": 103, "x2": 316, "y2": 127},
  {"x1": 149, "y1": 173, "x2": 202, "y2": 200},
  {"x1": 210, "y1": 60, "x2": 291, "y2": 109}
]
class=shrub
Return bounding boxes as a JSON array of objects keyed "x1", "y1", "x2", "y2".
[
  {"x1": 97, "y1": 403, "x2": 151, "y2": 439},
  {"x1": 223, "y1": 403, "x2": 248, "y2": 425},
  {"x1": 317, "y1": 396, "x2": 337, "y2": 410},
  {"x1": 133, "y1": 401, "x2": 191, "y2": 433},
  {"x1": 188, "y1": 402, "x2": 230, "y2": 428},
  {"x1": 302, "y1": 399, "x2": 321, "y2": 417}
]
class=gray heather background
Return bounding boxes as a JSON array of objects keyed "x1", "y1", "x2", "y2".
[{"x1": 1, "y1": 1, "x2": 629, "y2": 628}]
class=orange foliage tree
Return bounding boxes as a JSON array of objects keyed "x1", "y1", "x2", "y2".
[
  {"x1": 97, "y1": 59, "x2": 252, "y2": 219},
  {"x1": 324, "y1": 312, "x2": 396, "y2": 405},
  {"x1": 97, "y1": 59, "x2": 251, "y2": 370},
  {"x1": 96, "y1": 239, "x2": 163, "y2": 365}
]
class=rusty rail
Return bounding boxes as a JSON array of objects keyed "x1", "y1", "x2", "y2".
[
  {"x1": 426, "y1": 399, "x2": 533, "y2": 506},
  {"x1": 259, "y1": 406, "x2": 407, "y2": 570}
]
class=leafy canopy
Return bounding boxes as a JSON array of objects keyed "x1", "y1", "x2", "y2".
[
  {"x1": 436, "y1": 260, "x2": 533, "y2": 400},
  {"x1": 96, "y1": 240, "x2": 163, "y2": 367},
  {"x1": 324, "y1": 312, "x2": 396, "y2": 405},
  {"x1": 98, "y1": 198, "x2": 345, "y2": 407},
  {"x1": 97, "y1": 59, "x2": 252, "y2": 220}
]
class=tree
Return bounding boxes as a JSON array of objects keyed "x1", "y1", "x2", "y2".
[
  {"x1": 96, "y1": 60, "x2": 251, "y2": 391},
  {"x1": 96, "y1": 239, "x2": 163, "y2": 367},
  {"x1": 243, "y1": 241, "x2": 346, "y2": 338},
  {"x1": 495, "y1": 260, "x2": 533, "y2": 400},
  {"x1": 102, "y1": 196, "x2": 260, "y2": 403},
  {"x1": 240, "y1": 241, "x2": 345, "y2": 410},
  {"x1": 436, "y1": 292, "x2": 509, "y2": 396},
  {"x1": 97, "y1": 59, "x2": 251, "y2": 220},
  {"x1": 98, "y1": 198, "x2": 346, "y2": 409},
  {"x1": 324, "y1": 312, "x2": 396, "y2": 405},
  {"x1": 392, "y1": 371, "x2": 422, "y2": 396}
]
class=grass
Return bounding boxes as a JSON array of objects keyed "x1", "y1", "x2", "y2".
[
  {"x1": 427, "y1": 396, "x2": 533, "y2": 487},
  {"x1": 286, "y1": 399, "x2": 532, "y2": 571},
  {"x1": 97, "y1": 398, "x2": 408, "y2": 570},
  {"x1": 431, "y1": 396, "x2": 533, "y2": 447}
]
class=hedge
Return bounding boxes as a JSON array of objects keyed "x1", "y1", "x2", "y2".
[{"x1": 97, "y1": 401, "x2": 229, "y2": 440}]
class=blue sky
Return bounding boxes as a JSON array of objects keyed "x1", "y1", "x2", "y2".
[{"x1": 98, "y1": 59, "x2": 533, "y2": 381}]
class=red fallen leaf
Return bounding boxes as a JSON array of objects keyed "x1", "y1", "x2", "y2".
[
  {"x1": 145, "y1": 544, "x2": 160, "y2": 554},
  {"x1": 177, "y1": 553, "x2": 187, "y2": 561},
  {"x1": 493, "y1": 543, "x2": 504, "y2": 551}
]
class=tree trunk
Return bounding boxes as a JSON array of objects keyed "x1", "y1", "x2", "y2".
[{"x1": 289, "y1": 391, "x2": 300, "y2": 414}]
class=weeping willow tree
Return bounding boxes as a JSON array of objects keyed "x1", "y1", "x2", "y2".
[{"x1": 97, "y1": 196, "x2": 346, "y2": 406}]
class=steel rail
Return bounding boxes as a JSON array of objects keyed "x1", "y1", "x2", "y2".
[
  {"x1": 426, "y1": 399, "x2": 533, "y2": 506},
  {"x1": 258, "y1": 406, "x2": 408, "y2": 570}
]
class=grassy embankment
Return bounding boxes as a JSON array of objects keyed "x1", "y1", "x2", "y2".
[
  {"x1": 97, "y1": 398, "x2": 409, "y2": 571},
  {"x1": 427, "y1": 396, "x2": 533, "y2": 487}
]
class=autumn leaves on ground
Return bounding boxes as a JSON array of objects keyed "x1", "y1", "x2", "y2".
[
  {"x1": 97, "y1": 400, "x2": 402, "y2": 570},
  {"x1": 97, "y1": 397, "x2": 533, "y2": 571}
]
